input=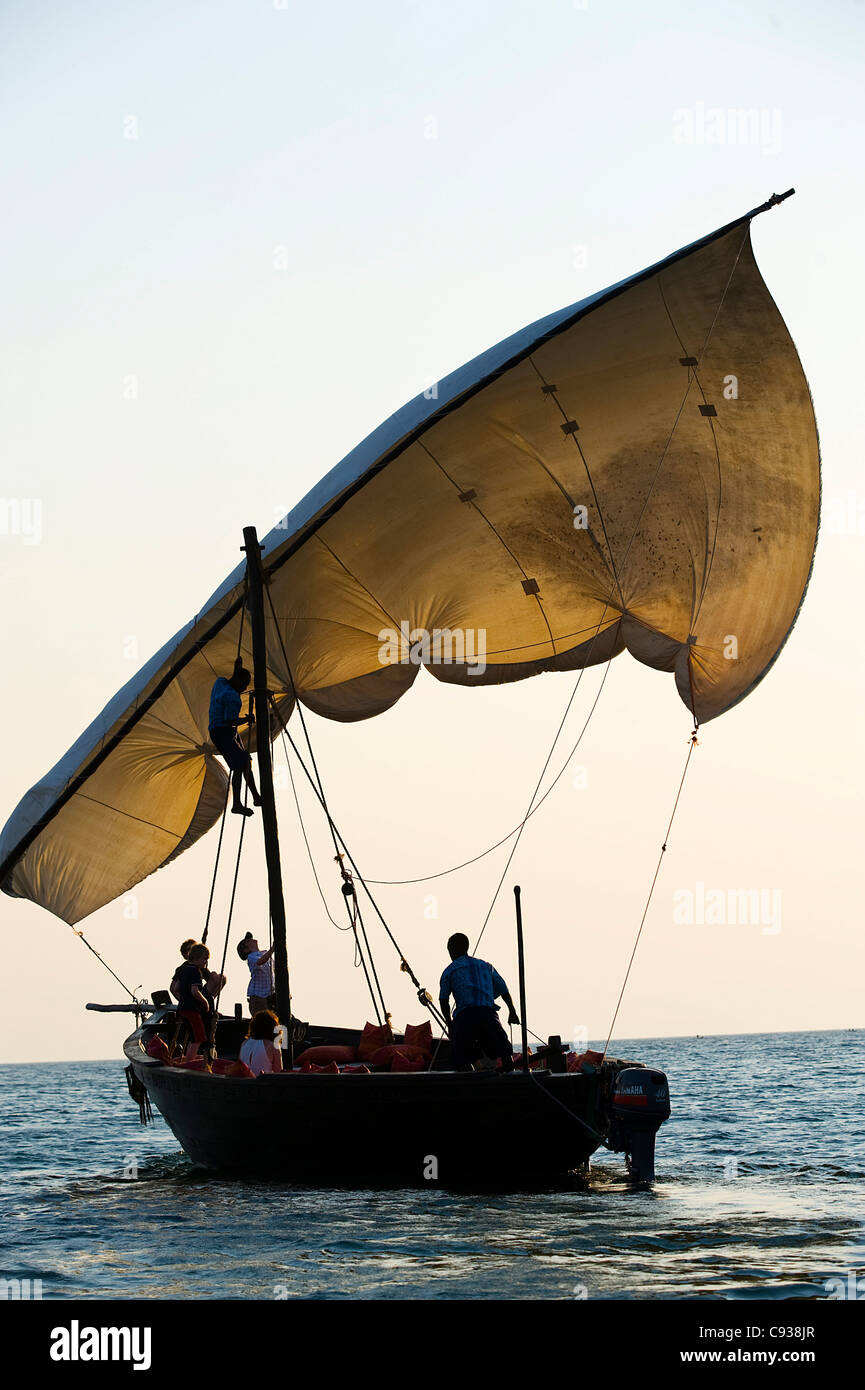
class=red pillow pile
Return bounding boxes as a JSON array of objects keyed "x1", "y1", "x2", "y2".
[
  {"x1": 366, "y1": 1023, "x2": 435, "y2": 1071},
  {"x1": 403, "y1": 1021, "x2": 433, "y2": 1057},
  {"x1": 357, "y1": 1021, "x2": 394, "y2": 1061},
  {"x1": 286, "y1": 1022, "x2": 435, "y2": 1073}
]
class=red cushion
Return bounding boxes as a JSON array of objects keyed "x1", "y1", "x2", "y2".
[
  {"x1": 391, "y1": 1050, "x2": 426, "y2": 1073},
  {"x1": 209, "y1": 1058, "x2": 255, "y2": 1077},
  {"x1": 295, "y1": 1044, "x2": 358, "y2": 1066},
  {"x1": 145, "y1": 1036, "x2": 170, "y2": 1061},
  {"x1": 341, "y1": 1064, "x2": 371, "y2": 1074},
  {"x1": 369, "y1": 1043, "x2": 428, "y2": 1067},
  {"x1": 403, "y1": 1021, "x2": 433, "y2": 1057},
  {"x1": 357, "y1": 1021, "x2": 394, "y2": 1060},
  {"x1": 570, "y1": 1049, "x2": 605, "y2": 1073},
  {"x1": 301, "y1": 1060, "x2": 340, "y2": 1074},
  {"x1": 226, "y1": 1060, "x2": 255, "y2": 1078}
]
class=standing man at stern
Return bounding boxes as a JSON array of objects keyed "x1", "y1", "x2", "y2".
[{"x1": 439, "y1": 933, "x2": 519, "y2": 1072}]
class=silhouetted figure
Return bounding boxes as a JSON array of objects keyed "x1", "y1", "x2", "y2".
[
  {"x1": 439, "y1": 932, "x2": 519, "y2": 1072},
  {"x1": 208, "y1": 658, "x2": 262, "y2": 816},
  {"x1": 175, "y1": 943, "x2": 215, "y2": 1062}
]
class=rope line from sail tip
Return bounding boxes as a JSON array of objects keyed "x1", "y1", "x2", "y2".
[
  {"x1": 471, "y1": 636, "x2": 614, "y2": 955},
  {"x1": 368, "y1": 654, "x2": 614, "y2": 887},
  {"x1": 600, "y1": 727, "x2": 699, "y2": 1063},
  {"x1": 67, "y1": 923, "x2": 141, "y2": 1003}
]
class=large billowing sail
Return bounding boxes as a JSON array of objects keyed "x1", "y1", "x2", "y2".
[{"x1": 0, "y1": 200, "x2": 820, "y2": 925}]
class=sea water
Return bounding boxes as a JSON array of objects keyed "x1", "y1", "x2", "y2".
[{"x1": 0, "y1": 1030, "x2": 862, "y2": 1300}]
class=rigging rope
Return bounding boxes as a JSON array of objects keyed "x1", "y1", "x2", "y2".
[
  {"x1": 268, "y1": 692, "x2": 447, "y2": 1029},
  {"x1": 600, "y1": 728, "x2": 699, "y2": 1062},
  {"x1": 365, "y1": 657, "x2": 614, "y2": 886},
  {"x1": 68, "y1": 923, "x2": 141, "y2": 1003},
  {"x1": 276, "y1": 709, "x2": 385, "y2": 1022},
  {"x1": 201, "y1": 579, "x2": 248, "y2": 945},
  {"x1": 472, "y1": 653, "x2": 613, "y2": 953},
  {"x1": 261, "y1": 579, "x2": 446, "y2": 1024},
  {"x1": 211, "y1": 695, "x2": 254, "y2": 1037},
  {"x1": 261, "y1": 584, "x2": 390, "y2": 1021}
]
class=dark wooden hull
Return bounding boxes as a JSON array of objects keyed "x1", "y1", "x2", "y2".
[{"x1": 127, "y1": 1053, "x2": 606, "y2": 1184}]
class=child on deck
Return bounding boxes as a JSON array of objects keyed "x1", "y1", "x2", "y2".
[
  {"x1": 236, "y1": 931, "x2": 276, "y2": 1015},
  {"x1": 175, "y1": 943, "x2": 215, "y2": 1061},
  {"x1": 170, "y1": 938, "x2": 225, "y2": 1006}
]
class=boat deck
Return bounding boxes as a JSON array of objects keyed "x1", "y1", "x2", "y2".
[{"x1": 124, "y1": 1009, "x2": 636, "y2": 1181}]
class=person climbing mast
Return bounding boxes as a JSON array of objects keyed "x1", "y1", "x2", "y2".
[{"x1": 208, "y1": 657, "x2": 262, "y2": 816}]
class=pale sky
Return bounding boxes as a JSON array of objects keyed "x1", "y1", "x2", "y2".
[{"x1": 1, "y1": 0, "x2": 863, "y2": 1063}]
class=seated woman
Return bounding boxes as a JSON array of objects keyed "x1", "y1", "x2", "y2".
[{"x1": 239, "y1": 1010, "x2": 283, "y2": 1077}]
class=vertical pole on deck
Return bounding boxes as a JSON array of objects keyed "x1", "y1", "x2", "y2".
[
  {"x1": 242, "y1": 525, "x2": 293, "y2": 1064},
  {"x1": 514, "y1": 885, "x2": 529, "y2": 1073}
]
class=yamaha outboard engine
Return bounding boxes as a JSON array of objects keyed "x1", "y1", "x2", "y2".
[{"x1": 609, "y1": 1067, "x2": 671, "y2": 1183}]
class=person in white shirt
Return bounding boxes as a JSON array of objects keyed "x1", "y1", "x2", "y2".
[
  {"x1": 239, "y1": 1009, "x2": 283, "y2": 1076},
  {"x1": 236, "y1": 931, "x2": 275, "y2": 1015}
]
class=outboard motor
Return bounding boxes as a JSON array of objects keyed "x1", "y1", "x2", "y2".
[{"x1": 609, "y1": 1067, "x2": 671, "y2": 1183}]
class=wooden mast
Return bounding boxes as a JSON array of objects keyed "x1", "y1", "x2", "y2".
[
  {"x1": 514, "y1": 885, "x2": 529, "y2": 1073},
  {"x1": 243, "y1": 525, "x2": 293, "y2": 1059}
]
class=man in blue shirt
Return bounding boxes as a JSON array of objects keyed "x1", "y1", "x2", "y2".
[
  {"x1": 439, "y1": 933, "x2": 519, "y2": 1072},
  {"x1": 208, "y1": 658, "x2": 262, "y2": 816}
]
